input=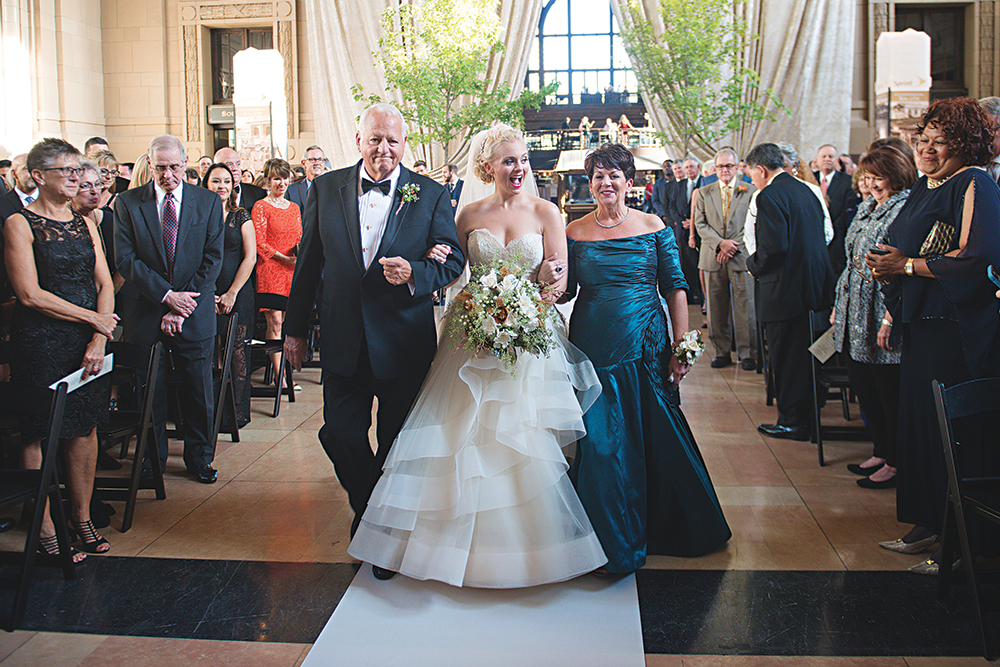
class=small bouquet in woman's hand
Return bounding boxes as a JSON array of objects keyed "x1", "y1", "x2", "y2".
[
  {"x1": 672, "y1": 330, "x2": 706, "y2": 365},
  {"x1": 447, "y1": 259, "x2": 555, "y2": 373}
]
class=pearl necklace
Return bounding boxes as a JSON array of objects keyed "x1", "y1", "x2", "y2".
[
  {"x1": 595, "y1": 206, "x2": 631, "y2": 228},
  {"x1": 266, "y1": 196, "x2": 289, "y2": 208},
  {"x1": 926, "y1": 174, "x2": 953, "y2": 189}
]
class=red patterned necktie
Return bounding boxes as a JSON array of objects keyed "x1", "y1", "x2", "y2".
[{"x1": 162, "y1": 192, "x2": 178, "y2": 280}]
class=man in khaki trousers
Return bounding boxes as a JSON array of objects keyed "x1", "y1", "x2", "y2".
[{"x1": 693, "y1": 147, "x2": 758, "y2": 370}]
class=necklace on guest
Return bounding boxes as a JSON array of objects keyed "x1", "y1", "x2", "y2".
[
  {"x1": 926, "y1": 174, "x2": 953, "y2": 189},
  {"x1": 266, "y1": 195, "x2": 289, "y2": 207},
  {"x1": 595, "y1": 206, "x2": 631, "y2": 228}
]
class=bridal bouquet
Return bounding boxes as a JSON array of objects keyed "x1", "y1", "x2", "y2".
[{"x1": 447, "y1": 259, "x2": 555, "y2": 373}]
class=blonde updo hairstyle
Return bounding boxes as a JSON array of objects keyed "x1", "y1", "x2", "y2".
[{"x1": 473, "y1": 124, "x2": 526, "y2": 184}]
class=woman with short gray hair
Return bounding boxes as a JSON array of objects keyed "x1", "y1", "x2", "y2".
[{"x1": 5, "y1": 138, "x2": 118, "y2": 561}]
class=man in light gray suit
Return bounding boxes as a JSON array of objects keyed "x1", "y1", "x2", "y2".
[
  {"x1": 693, "y1": 147, "x2": 757, "y2": 370},
  {"x1": 115, "y1": 135, "x2": 224, "y2": 483}
]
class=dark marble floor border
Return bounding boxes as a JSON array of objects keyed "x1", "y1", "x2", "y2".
[{"x1": 1, "y1": 558, "x2": 994, "y2": 656}]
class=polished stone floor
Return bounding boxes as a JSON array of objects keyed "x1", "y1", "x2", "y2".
[{"x1": 0, "y1": 306, "x2": 994, "y2": 665}]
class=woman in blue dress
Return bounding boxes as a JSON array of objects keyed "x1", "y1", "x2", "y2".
[{"x1": 563, "y1": 143, "x2": 731, "y2": 573}]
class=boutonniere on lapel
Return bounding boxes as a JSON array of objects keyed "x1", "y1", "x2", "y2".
[
  {"x1": 736, "y1": 184, "x2": 748, "y2": 193},
  {"x1": 395, "y1": 183, "x2": 420, "y2": 215}
]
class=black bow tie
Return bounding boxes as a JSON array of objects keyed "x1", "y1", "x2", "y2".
[{"x1": 361, "y1": 178, "x2": 392, "y2": 196}]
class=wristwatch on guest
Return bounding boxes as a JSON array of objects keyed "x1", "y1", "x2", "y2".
[{"x1": 904, "y1": 258, "x2": 914, "y2": 276}]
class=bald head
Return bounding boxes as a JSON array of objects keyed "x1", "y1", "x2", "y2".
[
  {"x1": 214, "y1": 147, "x2": 241, "y2": 183},
  {"x1": 10, "y1": 153, "x2": 35, "y2": 193}
]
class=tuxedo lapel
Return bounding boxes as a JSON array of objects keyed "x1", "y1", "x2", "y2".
[
  {"x1": 139, "y1": 183, "x2": 168, "y2": 273},
  {"x1": 372, "y1": 167, "x2": 410, "y2": 265},
  {"x1": 339, "y1": 167, "x2": 364, "y2": 271}
]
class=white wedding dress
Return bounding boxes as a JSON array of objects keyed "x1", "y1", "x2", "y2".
[{"x1": 348, "y1": 228, "x2": 606, "y2": 588}]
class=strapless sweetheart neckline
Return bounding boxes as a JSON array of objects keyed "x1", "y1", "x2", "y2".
[{"x1": 469, "y1": 228, "x2": 542, "y2": 248}]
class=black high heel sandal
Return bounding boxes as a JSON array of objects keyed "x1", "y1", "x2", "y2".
[
  {"x1": 70, "y1": 519, "x2": 110, "y2": 554},
  {"x1": 37, "y1": 533, "x2": 85, "y2": 564}
]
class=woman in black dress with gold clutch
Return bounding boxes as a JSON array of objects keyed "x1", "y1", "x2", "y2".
[
  {"x1": 868, "y1": 98, "x2": 1000, "y2": 574},
  {"x1": 5, "y1": 138, "x2": 118, "y2": 561}
]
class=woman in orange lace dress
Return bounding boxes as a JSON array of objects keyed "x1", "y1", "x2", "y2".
[{"x1": 252, "y1": 158, "x2": 301, "y2": 383}]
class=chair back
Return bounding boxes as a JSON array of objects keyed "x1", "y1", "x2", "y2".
[
  {"x1": 933, "y1": 377, "x2": 1000, "y2": 485},
  {"x1": 0, "y1": 381, "x2": 68, "y2": 484}
]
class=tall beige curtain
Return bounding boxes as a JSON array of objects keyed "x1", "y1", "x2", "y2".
[
  {"x1": 303, "y1": 0, "x2": 542, "y2": 172},
  {"x1": 610, "y1": 0, "x2": 855, "y2": 161}
]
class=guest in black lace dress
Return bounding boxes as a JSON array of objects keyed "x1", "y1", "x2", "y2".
[
  {"x1": 4, "y1": 138, "x2": 118, "y2": 561},
  {"x1": 204, "y1": 163, "x2": 256, "y2": 426}
]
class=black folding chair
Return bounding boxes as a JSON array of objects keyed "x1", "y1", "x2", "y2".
[
  {"x1": 0, "y1": 381, "x2": 72, "y2": 630},
  {"x1": 213, "y1": 311, "x2": 240, "y2": 443},
  {"x1": 250, "y1": 292, "x2": 295, "y2": 417},
  {"x1": 933, "y1": 378, "x2": 1000, "y2": 660},
  {"x1": 93, "y1": 341, "x2": 165, "y2": 532},
  {"x1": 808, "y1": 312, "x2": 869, "y2": 466}
]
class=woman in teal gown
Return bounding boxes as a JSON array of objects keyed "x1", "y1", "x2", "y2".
[{"x1": 563, "y1": 144, "x2": 731, "y2": 573}]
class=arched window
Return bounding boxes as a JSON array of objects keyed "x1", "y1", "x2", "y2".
[{"x1": 524, "y1": 0, "x2": 637, "y2": 104}]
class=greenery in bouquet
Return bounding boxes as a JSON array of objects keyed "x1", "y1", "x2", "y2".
[
  {"x1": 672, "y1": 329, "x2": 706, "y2": 366},
  {"x1": 446, "y1": 258, "x2": 555, "y2": 373}
]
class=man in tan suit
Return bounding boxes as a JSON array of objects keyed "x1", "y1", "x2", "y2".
[{"x1": 694, "y1": 147, "x2": 758, "y2": 370}]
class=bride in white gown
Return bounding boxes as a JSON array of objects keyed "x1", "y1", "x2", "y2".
[{"x1": 348, "y1": 125, "x2": 606, "y2": 588}]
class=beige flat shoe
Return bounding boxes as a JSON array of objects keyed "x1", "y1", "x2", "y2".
[{"x1": 878, "y1": 535, "x2": 938, "y2": 554}]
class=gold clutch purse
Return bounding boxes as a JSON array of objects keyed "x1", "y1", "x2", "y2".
[{"x1": 919, "y1": 221, "x2": 955, "y2": 257}]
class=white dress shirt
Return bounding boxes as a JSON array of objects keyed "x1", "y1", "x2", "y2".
[
  {"x1": 358, "y1": 164, "x2": 400, "y2": 270},
  {"x1": 743, "y1": 176, "x2": 834, "y2": 257},
  {"x1": 15, "y1": 187, "x2": 37, "y2": 206}
]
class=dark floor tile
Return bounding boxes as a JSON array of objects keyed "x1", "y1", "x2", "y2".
[
  {"x1": 1, "y1": 557, "x2": 358, "y2": 643},
  {"x1": 637, "y1": 569, "x2": 997, "y2": 657}
]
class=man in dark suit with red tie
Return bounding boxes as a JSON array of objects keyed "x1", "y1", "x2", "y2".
[
  {"x1": 283, "y1": 104, "x2": 464, "y2": 579},
  {"x1": 115, "y1": 135, "x2": 224, "y2": 483},
  {"x1": 747, "y1": 143, "x2": 835, "y2": 441}
]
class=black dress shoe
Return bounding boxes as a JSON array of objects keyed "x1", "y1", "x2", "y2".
[
  {"x1": 757, "y1": 423, "x2": 810, "y2": 441},
  {"x1": 0, "y1": 518, "x2": 14, "y2": 533},
  {"x1": 710, "y1": 356, "x2": 732, "y2": 368},
  {"x1": 372, "y1": 564, "x2": 397, "y2": 580},
  {"x1": 190, "y1": 464, "x2": 218, "y2": 484},
  {"x1": 139, "y1": 462, "x2": 154, "y2": 483},
  {"x1": 739, "y1": 358, "x2": 756, "y2": 371},
  {"x1": 857, "y1": 475, "x2": 896, "y2": 489}
]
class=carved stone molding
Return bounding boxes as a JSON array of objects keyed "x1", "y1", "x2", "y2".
[
  {"x1": 179, "y1": 1, "x2": 286, "y2": 25},
  {"x1": 277, "y1": 20, "x2": 294, "y2": 139},
  {"x1": 873, "y1": 3, "x2": 889, "y2": 43},
  {"x1": 183, "y1": 25, "x2": 201, "y2": 142},
  {"x1": 981, "y1": 1, "x2": 996, "y2": 94}
]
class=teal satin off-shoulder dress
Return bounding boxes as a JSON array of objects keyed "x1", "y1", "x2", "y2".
[{"x1": 566, "y1": 227, "x2": 731, "y2": 572}]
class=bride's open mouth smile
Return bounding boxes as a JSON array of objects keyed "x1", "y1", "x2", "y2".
[{"x1": 509, "y1": 174, "x2": 523, "y2": 188}]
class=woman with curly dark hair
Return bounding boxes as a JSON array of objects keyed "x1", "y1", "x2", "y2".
[{"x1": 867, "y1": 97, "x2": 1000, "y2": 574}]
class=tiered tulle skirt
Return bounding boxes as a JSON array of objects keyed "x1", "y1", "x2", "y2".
[{"x1": 348, "y1": 318, "x2": 606, "y2": 588}]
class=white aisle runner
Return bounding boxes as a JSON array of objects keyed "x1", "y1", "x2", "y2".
[{"x1": 301, "y1": 567, "x2": 645, "y2": 667}]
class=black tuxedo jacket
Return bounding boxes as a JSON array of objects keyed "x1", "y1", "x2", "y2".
[
  {"x1": 284, "y1": 162, "x2": 465, "y2": 379},
  {"x1": 0, "y1": 189, "x2": 24, "y2": 223},
  {"x1": 236, "y1": 182, "x2": 266, "y2": 215},
  {"x1": 286, "y1": 179, "x2": 310, "y2": 212},
  {"x1": 747, "y1": 172, "x2": 835, "y2": 322},
  {"x1": 671, "y1": 176, "x2": 702, "y2": 224},
  {"x1": 651, "y1": 177, "x2": 674, "y2": 219},
  {"x1": 114, "y1": 181, "x2": 224, "y2": 344}
]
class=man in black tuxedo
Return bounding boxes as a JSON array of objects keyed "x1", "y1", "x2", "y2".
[
  {"x1": 671, "y1": 156, "x2": 704, "y2": 304},
  {"x1": 442, "y1": 163, "x2": 463, "y2": 210},
  {"x1": 283, "y1": 104, "x2": 465, "y2": 568},
  {"x1": 813, "y1": 144, "x2": 859, "y2": 276},
  {"x1": 746, "y1": 143, "x2": 835, "y2": 441},
  {"x1": 115, "y1": 135, "x2": 225, "y2": 483},
  {"x1": 214, "y1": 147, "x2": 265, "y2": 213},
  {"x1": 287, "y1": 145, "x2": 327, "y2": 212}
]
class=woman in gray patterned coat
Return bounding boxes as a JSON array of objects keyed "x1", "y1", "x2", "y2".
[{"x1": 831, "y1": 145, "x2": 917, "y2": 489}]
